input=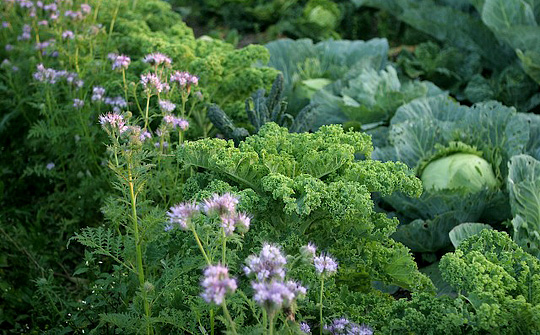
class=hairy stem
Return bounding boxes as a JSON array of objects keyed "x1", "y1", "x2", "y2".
[
  {"x1": 221, "y1": 301, "x2": 237, "y2": 335},
  {"x1": 319, "y1": 277, "x2": 325, "y2": 335}
]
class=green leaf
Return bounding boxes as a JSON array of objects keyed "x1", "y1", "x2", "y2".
[{"x1": 449, "y1": 222, "x2": 493, "y2": 248}]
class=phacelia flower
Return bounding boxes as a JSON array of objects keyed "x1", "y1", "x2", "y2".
[
  {"x1": 62, "y1": 30, "x2": 74, "y2": 39},
  {"x1": 99, "y1": 112, "x2": 127, "y2": 133},
  {"x1": 220, "y1": 212, "x2": 251, "y2": 236},
  {"x1": 170, "y1": 71, "x2": 198, "y2": 87},
  {"x1": 73, "y1": 99, "x2": 84, "y2": 109},
  {"x1": 300, "y1": 322, "x2": 311, "y2": 334},
  {"x1": 5, "y1": 44, "x2": 13, "y2": 51},
  {"x1": 18, "y1": 24, "x2": 31, "y2": 41},
  {"x1": 139, "y1": 130, "x2": 152, "y2": 142},
  {"x1": 80, "y1": 4, "x2": 91, "y2": 14},
  {"x1": 167, "y1": 202, "x2": 200, "y2": 230},
  {"x1": 202, "y1": 193, "x2": 239, "y2": 216},
  {"x1": 313, "y1": 254, "x2": 338, "y2": 276},
  {"x1": 300, "y1": 242, "x2": 317, "y2": 260},
  {"x1": 2, "y1": 22, "x2": 10, "y2": 28},
  {"x1": 46, "y1": 162, "x2": 55, "y2": 170},
  {"x1": 91, "y1": 86, "x2": 105, "y2": 102},
  {"x1": 177, "y1": 118, "x2": 189, "y2": 131},
  {"x1": 140, "y1": 73, "x2": 168, "y2": 94},
  {"x1": 143, "y1": 52, "x2": 172, "y2": 67},
  {"x1": 252, "y1": 280, "x2": 306, "y2": 311},
  {"x1": 104, "y1": 96, "x2": 127, "y2": 112},
  {"x1": 244, "y1": 243, "x2": 287, "y2": 281},
  {"x1": 33, "y1": 64, "x2": 60, "y2": 84},
  {"x1": 201, "y1": 264, "x2": 237, "y2": 305},
  {"x1": 324, "y1": 318, "x2": 373, "y2": 335},
  {"x1": 111, "y1": 54, "x2": 130, "y2": 71},
  {"x1": 37, "y1": 20, "x2": 48, "y2": 26},
  {"x1": 158, "y1": 100, "x2": 176, "y2": 113}
]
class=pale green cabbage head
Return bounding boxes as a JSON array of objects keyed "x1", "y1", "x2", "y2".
[{"x1": 421, "y1": 153, "x2": 498, "y2": 193}]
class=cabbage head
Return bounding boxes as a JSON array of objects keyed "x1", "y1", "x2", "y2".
[{"x1": 421, "y1": 153, "x2": 497, "y2": 193}]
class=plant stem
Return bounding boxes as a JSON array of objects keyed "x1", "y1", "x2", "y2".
[
  {"x1": 127, "y1": 158, "x2": 152, "y2": 334},
  {"x1": 263, "y1": 309, "x2": 268, "y2": 331},
  {"x1": 319, "y1": 277, "x2": 325, "y2": 335},
  {"x1": 190, "y1": 225, "x2": 211, "y2": 266},
  {"x1": 221, "y1": 301, "x2": 237, "y2": 335},
  {"x1": 269, "y1": 311, "x2": 275, "y2": 335},
  {"x1": 210, "y1": 309, "x2": 215, "y2": 335},
  {"x1": 122, "y1": 69, "x2": 129, "y2": 108},
  {"x1": 144, "y1": 94, "x2": 151, "y2": 130},
  {"x1": 222, "y1": 228, "x2": 227, "y2": 265}
]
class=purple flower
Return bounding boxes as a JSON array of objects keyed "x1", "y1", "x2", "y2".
[
  {"x1": 143, "y1": 52, "x2": 172, "y2": 67},
  {"x1": 251, "y1": 280, "x2": 306, "y2": 311},
  {"x1": 33, "y1": 64, "x2": 61, "y2": 84},
  {"x1": 324, "y1": 318, "x2": 373, "y2": 335},
  {"x1": 313, "y1": 254, "x2": 338, "y2": 276},
  {"x1": 44, "y1": 4, "x2": 57, "y2": 11},
  {"x1": 37, "y1": 20, "x2": 48, "y2": 26},
  {"x1": 170, "y1": 71, "x2": 199, "y2": 88},
  {"x1": 202, "y1": 193, "x2": 239, "y2": 216},
  {"x1": 2, "y1": 22, "x2": 10, "y2": 28},
  {"x1": 80, "y1": 4, "x2": 91, "y2": 14},
  {"x1": 18, "y1": 24, "x2": 31, "y2": 41},
  {"x1": 221, "y1": 212, "x2": 251, "y2": 236},
  {"x1": 177, "y1": 118, "x2": 189, "y2": 131},
  {"x1": 140, "y1": 73, "x2": 168, "y2": 94},
  {"x1": 64, "y1": 10, "x2": 83, "y2": 20},
  {"x1": 167, "y1": 202, "x2": 200, "y2": 230},
  {"x1": 158, "y1": 100, "x2": 176, "y2": 113},
  {"x1": 99, "y1": 112, "x2": 127, "y2": 133},
  {"x1": 104, "y1": 96, "x2": 127, "y2": 112},
  {"x1": 5, "y1": 44, "x2": 13, "y2": 51},
  {"x1": 201, "y1": 264, "x2": 237, "y2": 305},
  {"x1": 139, "y1": 130, "x2": 152, "y2": 142},
  {"x1": 300, "y1": 242, "x2": 317, "y2": 260},
  {"x1": 244, "y1": 243, "x2": 287, "y2": 281},
  {"x1": 92, "y1": 86, "x2": 105, "y2": 102},
  {"x1": 73, "y1": 99, "x2": 84, "y2": 109},
  {"x1": 46, "y1": 162, "x2": 55, "y2": 170},
  {"x1": 62, "y1": 30, "x2": 74, "y2": 39},
  {"x1": 300, "y1": 322, "x2": 311, "y2": 334},
  {"x1": 111, "y1": 54, "x2": 130, "y2": 71}
]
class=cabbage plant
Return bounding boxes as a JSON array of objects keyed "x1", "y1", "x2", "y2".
[
  {"x1": 264, "y1": 38, "x2": 389, "y2": 117},
  {"x1": 374, "y1": 96, "x2": 540, "y2": 254}
]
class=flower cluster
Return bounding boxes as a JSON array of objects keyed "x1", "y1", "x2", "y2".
[
  {"x1": 244, "y1": 244, "x2": 306, "y2": 312},
  {"x1": 314, "y1": 254, "x2": 338, "y2": 276},
  {"x1": 143, "y1": 52, "x2": 172, "y2": 67},
  {"x1": 158, "y1": 100, "x2": 176, "y2": 113},
  {"x1": 73, "y1": 98, "x2": 84, "y2": 109},
  {"x1": 200, "y1": 264, "x2": 237, "y2": 305},
  {"x1": 324, "y1": 318, "x2": 373, "y2": 335},
  {"x1": 163, "y1": 114, "x2": 189, "y2": 131},
  {"x1": 104, "y1": 96, "x2": 127, "y2": 112},
  {"x1": 141, "y1": 73, "x2": 169, "y2": 94},
  {"x1": 203, "y1": 193, "x2": 250, "y2": 236},
  {"x1": 166, "y1": 202, "x2": 199, "y2": 230},
  {"x1": 300, "y1": 322, "x2": 311, "y2": 334},
  {"x1": 92, "y1": 86, "x2": 106, "y2": 102},
  {"x1": 109, "y1": 53, "x2": 131, "y2": 71},
  {"x1": 32, "y1": 64, "x2": 83, "y2": 87},
  {"x1": 170, "y1": 70, "x2": 199, "y2": 88},
  {"x1": 98, "y1": 112, "x2": 128, "y2": 134},
  {"x1": 18, "y1": 24, "x2": 31, "y2": 41},
  {"x1": 244, "y1": 243, "x2": 287, "y2": 281}
]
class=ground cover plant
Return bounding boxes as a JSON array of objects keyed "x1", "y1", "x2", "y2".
[{"x1": 2, "y1": 0, "x2": 540, "y2": 334}]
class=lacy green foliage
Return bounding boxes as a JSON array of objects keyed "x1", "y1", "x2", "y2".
[
  {"x1": 208, "y1": 73, "x2": 319, "y2": 143},
  {"x1": 439, "y1": 230, "x2": 540, "y2": 334},
  {"x1": 178, "y1": 123, "x2": 433, "y2": 292},
  {"x1": 375, "y1": 96, "x2": 539, "y2": 253},
  {"x1": 312, "y1": 64, "x2": 444, "y2": 129},
  {"x1": 381, "y1": 292, "x2": 467, "y2": 334},
  {"x1": 265, "y1": 38, "x2": 389, "y2": 117},
  {"x1": 355, "y1": 0, "x2": 540, "y2": 112},
  {"x1": 508, "y1": 154, "x2": 540, "y2": 258}
]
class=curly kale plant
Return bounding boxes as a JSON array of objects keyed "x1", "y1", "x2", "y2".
[
  {"x1": 208, "y1": 73, "x2": 318, "y2": 143},
  {"x1": 440, "y1": 230, "x2": 540, "y2": 334},
  {"x1": 178, "y1": 122, "x2": 433, "y2": 292},
  {"x1": 375, "y1": 96, "x2": 540, "y2": 254}
]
